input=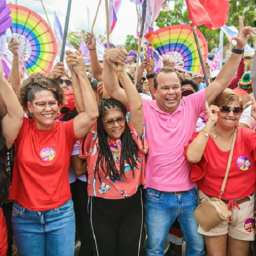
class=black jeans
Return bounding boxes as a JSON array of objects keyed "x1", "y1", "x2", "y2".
[
  {"x1": 89, "y1": 188, "x2": 143, "y2": 256},
  {"x1": 71, "y1": 180, "x2": 94, "y2": 256},
  {"x1": 2, "y1": 202, "x2": 13, "y2": 256}
]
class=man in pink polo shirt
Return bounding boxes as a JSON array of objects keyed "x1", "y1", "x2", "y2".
[{"x1": 103, "y1": 18, "x2": 254, "y2": 256}]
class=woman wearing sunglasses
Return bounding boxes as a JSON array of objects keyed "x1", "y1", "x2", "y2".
[
  {"x1": 79, "y1": 50, "x2": 148, "y2": 256},
  {"x1": 186, "y1": 90, "x2": 256, "y2": 256},
  {"x1": 9, "y1": 51, "x2": 98, "y2": 256}
]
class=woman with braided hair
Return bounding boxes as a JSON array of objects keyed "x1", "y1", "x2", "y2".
[
  {"x1": 9, "y1": 51, "x2": 98, "y2": 256},
  {"x1": 0, "y1": 62, "x2": 23, "y2": 256},
  {"x1": 79, "y1": 49, "x2": 148, "y2": 256}
]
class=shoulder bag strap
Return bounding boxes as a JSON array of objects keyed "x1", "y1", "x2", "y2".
[{"x1": 219, "y1": 128, "x2": 237, "y2": 199}]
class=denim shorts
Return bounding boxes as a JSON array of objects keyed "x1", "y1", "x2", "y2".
[
  {"x1": 12, "y1": 199, "x2": 75, "y2": 256},
  {"x1": 198, "y1": 190, "x2": 255, "y2": 241}
]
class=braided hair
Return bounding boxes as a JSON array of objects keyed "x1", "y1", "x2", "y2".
[
  {"x1": 95, "y1": 98, "x2": 138, "y2": 181},
  {"x1": 0, "y1": 118, "x2": 9, "y2": 206}
]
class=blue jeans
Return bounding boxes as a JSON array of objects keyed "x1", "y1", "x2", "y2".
[
  {"x1": 12, "y1": 199, "x2": 75, "y2": 256},
  {"x1": 145, "y1": 188, "x2": 205, "y2": 256}
]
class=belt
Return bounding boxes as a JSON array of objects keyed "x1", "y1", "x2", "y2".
[
  {"x1": 206, "y1": 193, "x2": 253, "y2": 205},
  {"x1": 165, "y1": 191, "x2": 188, "y2": 195},
  {"x1": 221, "y1": 196, "x2": 251, "y2": 205}
]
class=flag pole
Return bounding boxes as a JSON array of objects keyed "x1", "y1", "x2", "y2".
[
  {"x1": 134, "y1": 0, "x2": 147, "y2": 85},
  {"x1": 105, "y1": 0, "x2": 110, "y2": 49},
  {"x1": 60, "y1": 0, "x2": 72, "y2": 62},
  {"x1": 134, "y1": 38, "x2": 143, "y2": 86},
  {"x1": 91, "y1": 0, "x2": 102, "y2": 33},
  {"x1": 192, "y1": 26, "x2": 209, "y2": 86},
  {"x1": 40, "y1": 0, "x2": 52, "y2": 29}
]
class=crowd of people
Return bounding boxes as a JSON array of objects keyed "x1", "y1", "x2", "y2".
[{"x1": 0, "y1": 16, "x2": 256, "y2": 256}]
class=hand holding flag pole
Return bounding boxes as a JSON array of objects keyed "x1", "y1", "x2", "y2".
[
  {"x1": 91, "y1": 0, "x2": 102, "y2": 33},
  {"x1": 60, "y1": 0, "x2": 72, "y2": 62}
]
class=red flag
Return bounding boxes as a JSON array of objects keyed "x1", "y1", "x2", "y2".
[{"x1": 185, "y1": 0, "x2": 230, "y2": 30}]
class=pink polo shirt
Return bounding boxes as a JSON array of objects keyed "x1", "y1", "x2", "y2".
[{"x1": 143, "y1": 89, "x2": 206, "y2": 192}]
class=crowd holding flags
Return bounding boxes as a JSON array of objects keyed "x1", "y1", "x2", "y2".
[{"x1": 1, "y1": 0, "x2": 255, "y2": 81}]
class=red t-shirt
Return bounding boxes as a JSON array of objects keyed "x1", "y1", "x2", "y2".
[
  {"x1": 9, "y1": 117, "x2": 78, "y2": 211},
  {"x1": 185, "y1": 128, "x2": 256, "y2": 199}
]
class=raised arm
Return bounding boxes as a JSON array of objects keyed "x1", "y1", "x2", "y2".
[
  {"x1": 228, "y1": 56, "x2": 244, "y2": 89},
  {"x1": 105, "y1": 53, "x2": 144, "y2": 136},
  {"x1": 103, "y1": 48, "x2": 129, "y2": 107},
  {"x1": 85, "y1": 32, "x2": 103, "y2": 81},
  {"x1": 144, "y1": 52, "x2": 155, "y2": 99},
  {"x1": 186, "y1": 103, "x2": 219, "y2": 163},
  {"x1": 8, "y1": 38, "x2": 21, "y2": 92},
  {"x1": 0, "y1": 62, "x2": 23, "y2": 149},
  {"x1": 64, "y1": 51, "x2": 85, "y2": 112},
  {"x1": 68, "y1": 52, "x2": 99, "y2": 138},
  {"x1": 206, "y1": 17, "x2": 255, "y2": 103}
]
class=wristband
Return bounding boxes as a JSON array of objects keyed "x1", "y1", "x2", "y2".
[
  {"x1": 116, "y1": 71, "x2": 125, "y2": 77},
  {"x1": 231, "y1": 47, "x2": 244, "y2": 55},
  {"x1": 146, "y1": 73, "x2": 155, "y2": 79},
  {"x1": 88, "y1": 48, "x2": 96, "y2": 50}
]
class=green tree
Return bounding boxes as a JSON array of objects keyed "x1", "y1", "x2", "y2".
[
  {"x1": 67, "y1": 29, "x2": 87, "y2": 49},
  {"x1": 155, "y1": 0, "x2": 256, "y2": 51},
  {"x1": 125, "y1": 34, "x2": 140, "y2": 52}
]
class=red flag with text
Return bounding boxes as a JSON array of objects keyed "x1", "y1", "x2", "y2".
[{"x1": 185, "y1": 0, "x2": 229, "y2": 29}]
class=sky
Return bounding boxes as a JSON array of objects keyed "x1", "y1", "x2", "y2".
[{"x1": 12, "y1": 0, "x2": 139, "y2": 45}]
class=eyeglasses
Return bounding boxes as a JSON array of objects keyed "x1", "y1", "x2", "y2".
[
  {"x1": 219, "y1": 106, "x2": 243, "y2": 115},
  {"x1": 57, "y1": 78, "x2": 72, "y2": 86},
  {"x1": 33, "y1": 100, "x2": 59, "y2": 109},
  {"x1": 103, "y1": 116, "x2": 126, "y2": 127}
]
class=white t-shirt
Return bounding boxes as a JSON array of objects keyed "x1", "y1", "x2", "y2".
[
  {"x1": 239, "y1": 106, "x2": 256, "y2": 130},
  {"x1": 68, "y1": 140, "x2": 87, "y2": 183}
]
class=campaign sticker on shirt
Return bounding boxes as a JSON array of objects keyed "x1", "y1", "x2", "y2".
[
  {"x1": 40, "y1": 147, "x2": 56, "y2": 162},
  {"x1": 244, "y1": 218, "x2": 254, "y2": 233},
  {"x1": 237, "y1": 156, "x2": 251, "y2": 171}
]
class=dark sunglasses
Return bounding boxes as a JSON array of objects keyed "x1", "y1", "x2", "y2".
[
  {"x1": 58, "y1": 78, "x2": 72, "y2": 86},
  {"x1": 103, "y1": 116, "x2": 125, "y2": 127},
  {"x1": 219, "y1": 106, "x2": 243, "y2": 115}
]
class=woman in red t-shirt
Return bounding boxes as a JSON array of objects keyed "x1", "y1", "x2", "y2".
[
  {"x1": 79, "y1": 49, "x2": 148, "y2": 256},
  {"x1": 9, "y1": 51, "x2": 99, "y2": 256},
  {"x1": 186, "y1": 91, "x2": 256, "y2": 256},
  {"x1": 0, "y1": 61, "x2": 23, "y2": 255}
]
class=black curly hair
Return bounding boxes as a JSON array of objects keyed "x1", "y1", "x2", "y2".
[
  {"x1": 95, "y1": 98, "x2": 138, "y2": 181},
  {"x1": 18, "y1": 73, "x2": 65, "y2": 112},
  {"x1": 0, "y1": 119, "x2": 9, "y2": 206}
]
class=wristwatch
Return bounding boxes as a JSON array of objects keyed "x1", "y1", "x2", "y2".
[
  {"x1": 231, "y1": 47, "x2": 244, "y2": 55},
  {"x1": 146, "y1": 73, "x2": 155, "y2": 79}
]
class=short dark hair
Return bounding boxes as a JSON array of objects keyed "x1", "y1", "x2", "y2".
[
  {"x1": 154, "y1": 67, "x2": 182, "y2": 89},
  {"x1": 181, "y1": 79, "x2": 199, "y2": 92},
  {"x1": 18, "y1": 73, "x2": 65, "y2": 112}
]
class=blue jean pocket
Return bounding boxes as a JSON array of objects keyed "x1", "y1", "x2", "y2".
[
  {"x1": 54, "y1": 199, "x2": 73, "y2": 213},
  {"x1": 189, "y1": 187, "x2": 198, "y2": 197},
  {"x1": 146, "y1": 188, "x2": 163, "y2": 202},
  {"x1": 12, "y1": 201, "x2": 25, "y2": 217}
]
